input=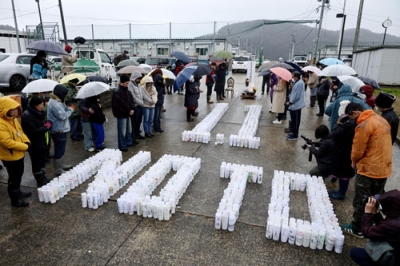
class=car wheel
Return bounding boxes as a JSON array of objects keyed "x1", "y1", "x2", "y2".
[
  {"x1": 10, "y1": 74, "x2": 26, "y2": 91},
  {"x1": 232, "y1": 69, "x2": 236, "y2": 73}
]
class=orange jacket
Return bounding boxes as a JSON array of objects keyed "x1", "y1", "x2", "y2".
[{"x1": 351, "y1": 110, "x2": 392, "y2": 178}]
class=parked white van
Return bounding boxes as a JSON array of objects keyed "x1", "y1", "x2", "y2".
[{"x1": 232, "y1": 55, "x2": 251, "y2": 73}]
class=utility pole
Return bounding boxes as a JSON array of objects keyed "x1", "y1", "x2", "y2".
[
  {"x1": 289, "y1": 34, "x2": 295, "y2": 61},
  {"x1": 336, "y1": 0, "x2": 347, "y2": 58},
  {"x1": 213, "y1": 21, "x2": 216, "y2": 54},
  {"x1": 313, "y1": 0, "x2": 327, "y2": 64},
  {"x1": 59, "y1": 0, "x2": 68, "y2": 44},
  {"x1": 11, "y1": 0, "x2": 21, "y2": 52},
  {"x1": 35, "y1": 0, "x2": 45, "y2": 40},
  {"x1": 353, "y1": 0, "x2": 364, "y2": 51}
]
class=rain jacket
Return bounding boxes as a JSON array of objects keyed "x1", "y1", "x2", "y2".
[
  {"x1": 0, "y1": 97, "x2": 30, "y2": 161},
  {"x1": 317, "y1": 78, "x2": 330, "y2": 97},
  {"x1": 309, "y1": 136, "x2": 334, "y2": 176},
  {"x1": 47, "y1": 93, "x2": 73, "y2": 133},
  {"x1": 142, "y1": 77, "x2": 157, "y2": 108},
  {"x1": 153, "y1": 74, "x2": 165, "y2": 106},
  {"x1": 32, "y1": 63, "x2": 48, "y2": 79},
  {"x1": 21, "y1": 106, "x2": 49, "y2": 152},
  {"x1": 352, "y1": 110, "x2": 392, "y2": 179},
  {"x1": 325, "y1": 85, "x2": 371, "y2": 130},
  {"x1": 64, "y1": 82, "x2": 81, "y2": 118},
  {"x1": 361, "y1": 189, "x2": 400, "y2": 264},
  {"x1": 382, "y1": 108, "x2": 399, "y2": 145},
  {"x1": 288, "y1": 78, "x2": 306, "y2": 111},
  {"x1": 61, "y1": 53, "x2": 78, "y2": 74},
  {"x1": 361, "y1": 85, "x2": 375, "y2": 108},
  {"x1": 128, "y1": 72, "x2": 153, "y2": 107},
  {"x1": 271, "y1": 79, "x2": 287, "y2": 114}
]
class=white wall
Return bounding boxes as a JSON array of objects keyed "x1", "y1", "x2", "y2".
[{"x1": 0, "y1": 36, "x2": 27, "y2": 53}]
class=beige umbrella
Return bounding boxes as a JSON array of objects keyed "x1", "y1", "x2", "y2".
[{"x1": 117, "y1": 66, "x2": 147, "y2": 75}]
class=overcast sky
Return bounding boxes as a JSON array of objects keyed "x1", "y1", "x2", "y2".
[{"x1": 1, "y1": 0, "x2": 399, "y2": 39}]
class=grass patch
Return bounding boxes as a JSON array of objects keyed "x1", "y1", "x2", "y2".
[{"x1": 374, "y1": 87, "x2": 400, "y2": 137}]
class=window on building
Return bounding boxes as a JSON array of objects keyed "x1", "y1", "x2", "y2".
[
  {"x1": 157, "y1": 48, "x2": 169, "y2": 55},
  {"x1": 196, "y1": 48, "x2": 208, "y2": 56}
]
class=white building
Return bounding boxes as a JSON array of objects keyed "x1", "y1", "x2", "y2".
[
  {"x1": 0, "y1": 28, "x2": 27, "y2": 53},
  {"x1": 352, "y1": 45, "x2": 400, "y2": 86}
]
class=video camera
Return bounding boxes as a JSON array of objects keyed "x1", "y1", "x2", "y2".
[{"x1": 301, "y1": 135, "x2": 313, "y2": 162}]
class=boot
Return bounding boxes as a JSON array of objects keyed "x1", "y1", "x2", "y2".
[
  {"x1": 53, "y1": 158, "x2": 65, "y2": 176},
  {"x1": 17, "y1": 188, "x2": 32, "y2": 199},
  {"x1": 34, "y1": 171, "x2": 50, "y2": 188},
  {"x1": 8, "y1": 188, "x2": 29, "y2": 207},
  {"x1": 186, "y1": 109, "x2": 193, "y2": 122},
  {"x1": 60, "y1": 158, "x2": 72, "y2": 170},
  {"x1": 207, "y1": 96, "x2": 213, "y2": 104},
  {"x1": 192, "y1": 110, "x2": 199, "y2": 117}
]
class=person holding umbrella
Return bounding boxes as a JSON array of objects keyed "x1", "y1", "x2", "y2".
[
  {"x1": 205, "y1": 62, "x2": 216, "y2": 104},
  {"x1": 285, "y1": 71, "x2": 306, "y2": 140},
  {"x1": 185, "y1": 76, "x2": 201, "y2": 122},
  {"x1": 87, "y1": 96, "x2": 106, "y2": 152},
  {"x1": 214, "y1": 63, "x2": 227, "y2": 101},
  {"x1": 21, "y1": 96, "x2": 51, "y2": 187},
  {"x1": 30, "y1": 50, "x2": 47, "y2": 75},
  {"x1": 141, "y1": 76, "x2": 158, "y2": 138},
  {"x1": 64, "y1": 78, "x2": 83, "y2": 141},
  {"x1": 0, "y1": 97, "x2": 31, "y2": 207},
  {"x1": 153, "y1": 74, "x2": 165, "y2": 133},
  {"x1": 307, "y1": 71, "x2": 318, "y2": 108},
  {"x1": 61, "y1": 45, "x2": 78, "y2": 76}
]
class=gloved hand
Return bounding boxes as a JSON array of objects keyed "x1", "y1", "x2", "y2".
[{"x1": 44, "y1": 121, "x2": 52, "y2": 129}]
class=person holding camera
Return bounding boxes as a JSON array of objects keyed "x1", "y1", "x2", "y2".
[
  {"x1": 350, "y1": 190, "x2": 400, "y2": 265},
  {"x1": 306, "y1": 125, "x2": 334, "y2": 177}
]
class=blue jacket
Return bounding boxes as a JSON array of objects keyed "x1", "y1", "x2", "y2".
[
  {"x1": 47, "y1": 94, "x2": 73, "y2": 133},
  {"x1": 325, "y1": 84, "x2": 371, "y2": 130},
  {"x1": 32, "y1": 63, "x2": 48, "y2": 79},
  {"x1": 289, "y1": 79, "x2": 306, "y2": 111}
]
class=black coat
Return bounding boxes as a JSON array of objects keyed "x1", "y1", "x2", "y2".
[
  {"x1": 112, "y1": 85, "x2": 136, "y2": 118},
  {"x1": 214, "y1": 66, "x2": 226, "y2": 93},
  {"x1": 329, "y1": 119, "x2": 356, "y2": 177},
  {"x1": 154, "y1": 75, "x2": 165, "y2": 105},
  {"x1": 184, "y1": 81, "x2": 200, "y2": 109},
  {"x1": 88, "y1": 97, "x2": 106, "y2": 124},
  {"x1": 310, "y1": 136, "x2": 334, "y2": 176},
  {"x1": 21, "y1": 106, "x2": 49, "y2": 152},
  {"x1": 317, "y1": 79, "x2": 330, "y2": 97},
  {"x1": 382, "y1": 108, "x2": 399, "y2": 145}
]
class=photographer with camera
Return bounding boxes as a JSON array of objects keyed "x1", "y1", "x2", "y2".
[
  {"x1": 350, "y1": 190, "x2": 400, "y2": 266},
  {"x1": 305, "y1": 125, "x2": 334, "y2": 178}
]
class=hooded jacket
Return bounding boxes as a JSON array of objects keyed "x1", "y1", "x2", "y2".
[
  {"x1": 128, "y1": 71, "x2": 153, "y2": 107},
  {"x1": 153, "y1": 74, "x2": 165, "y2": 105},
  {"x1": 325, "y1": 84, "x2": 371, "y2": 130},
  {"x1": 64, "y1": 82, "x2": 81, "y2": 118},
  {"x1": 309, "y1": 136, "x2": 334, "y2": 176},
  {"x1": 361, "y1": 84, "x2": 375, "y2": 108},
  {"x1": 112, "y1": 84, "x2": 135, "y2": 118},
  {"x1": 361, "y1": 190, "x2": 400, "y2": 264},
  {"x1": 0, "y1": 97, "x2": 30, "y2": 161},
  {"x1": 47, "y1": 93, "x2": 73, "y2": 133},
  {"x1": 141, "y1": 76, "x2": 157, "y2": 108},
  {"x1": 382, "y1": 108, "x2": 399, "y2": 145},
  {"x1": 21, "y1": 106, "x2": 49, "y2": 152},
  {"x1": 352, "y1": 110, "x2": 392, "y2": 178}
]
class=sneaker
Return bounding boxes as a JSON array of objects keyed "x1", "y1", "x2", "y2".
[
  {"x1": 286, "y1": 134, "x2": 298, "y2": 140},
  {"x1": 272, "y1": 119, "x2": 282, "y2": 124},
  {"x1": 341, "y1": 224, "x2": 363, "y2": 238},
  {"x1": 86, "y1": 147, "x2": 95, "y2": 152}
]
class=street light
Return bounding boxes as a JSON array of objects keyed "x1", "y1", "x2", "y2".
[
  {"x1": 35, "y1": 0, "x2": 45, "y2": 40},
  {"x1": 336, "y1": 13, "x2": 346, "y2": 59}
]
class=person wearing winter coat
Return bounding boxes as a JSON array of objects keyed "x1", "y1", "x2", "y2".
[
  {"x1": 185, "y1": 76, "x2": 201, "y2": 122},
  {"x1": 307, "y1": 71, "x2": 318, "y2": 107},
  {"x1": 341, "y1": 102, "x2": 392, "y2": 238},
  {"x1": 112, "y1": 75, "x2": 135, "y2": 151},
  {"x1": 153, "y1": 74, "x2": 165, "y2": 133},
  {"x1": 329, "y1": 114, "x2": 356, "y2": 200},
  {"x1": 329, "y1": 76, "x2": 342, "y2": 102},
  {"x1": 205, "y1": 62, "x2": 216, "y2": 103},
  {"x1": 374, "y1": 91, "x2": 399, "y2": 145},
  {"x1": 79, "y1": 98, "x2": 94, "y2": 152},
  {"x1": 21, "y1": 96, "x2": 51, "y2": 188},
  {"x1": 324, "y1": 84, "x2": 370, "y2": 130},
  {"x1": 31, "y1": 59, "x2": 48, "y2": 80},
  {"x1": 285, "y1": 71, "x2": 306, "y2": 140},
  {"x1": 30, "y1": 50, "x2": 47, "y2": 75},
  {"x1": 141, "y1": 76, "x2": 158, "y2": 138},
  {"x1": 271, "y1": 78, "x2": 287, "y2": 124},
  {"x1": 269, "y1": 73, "x2": 278, "y2": 105},
  {"x1": 350, "y1": 190, "x2": 400, "y2": 265},
  {"x1": 316, "y1": 76, "x2": 330, "y2": 116},
  {"x1": 0, "y1": 97, "x2": 31, "y2": 207},
  {"x1": 64, "y1": 78, "x2": 82, "y2": 141},
  {"x1": 47, "y1": 84, "x2": 73, "y2": 175},
  {"x1": 128, "y1": 71, "x2": 153, "y2": 141},
  {"x1": 361, "y1": 84, "x2": 375, "y2": 108},
  {"x1": 214, "y1": 63, "x2": 227, "y2": 101},
  {"x1": 307, "y1": 125, "x2": 334, "y2": 177},
  {"x1": 87, "y1": 96, "x2": 106, "y2": 152},
  {"x1": 61, "y1": 45, "x2": 78, "y2": 75}
]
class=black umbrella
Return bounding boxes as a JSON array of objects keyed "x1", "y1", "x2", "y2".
[
  {"x1": 171, "y1": 51, "x2": 190, "y2": 63},
  {"x1": 284, "y1": 61, "x2": 302, "y2": 73},
  {"x1": 258, "y1": 69, "x2": 271, "y2": 77},
  {"x1": 358, "y1": 76, "x2": 380, "y2": 89},
  {"x1": 86, "y1": 76, "x2": 109, "y2": 84},
  {"x1": 192, "y1": 63, "x2": 212, "y2": 77},
  {"x1": 267, "y1": 62, "x2": 294, "y2": 71},
  {"x1": 74, "y1": 36, "x2": 86, "y2": 45}
]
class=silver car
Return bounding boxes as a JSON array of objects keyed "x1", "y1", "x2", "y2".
[{"x1": 0, "y1": 53, "x2": 34, "y2": 91}]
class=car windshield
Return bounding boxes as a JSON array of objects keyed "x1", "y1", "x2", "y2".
[
  {"x1": 234, "y1": 57, "x2": 250, "y2": 62},
  {"x1": 99, "y1": 51, "x2": 111, "y2": 64},
  {"x1": 52, "y1": 58, "x2": 62, "y2": 63},
  {"x1": 0, "y1": 54, "x2": 10, "y2": 62},
  {"x1": 294, "y1": 56, "x2": 307, "y2": 61},
  {"x1": 145, "y1": 58, "x2": 159, "y2": 65}
]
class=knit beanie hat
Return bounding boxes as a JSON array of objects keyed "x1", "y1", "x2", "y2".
[
  {"x1": 375, "y1": 92, "x2": 396, "y2": 108},
  {"x1": 120, "y1": 74, "x2": 130, "y2": 83},
  {"x1": 53, "y1": 84, "x2": 68, "y2": 102},
  {"x1": 29, "y1": 95, "x2": 44, "y2": 108},
  {"x1": 65, "y1": 44, "x2": 73, "y2": 53}
]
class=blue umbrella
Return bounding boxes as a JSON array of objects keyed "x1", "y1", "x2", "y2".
[
  {"x1": 319, "y1": 58, "x2": 344, "y2": 66},
  {"x1": 27, "y1": 40, "x2": 67, "y2": 55},
  {"x1": 173, "y1": 64, "x2": 212, "y2": 91},
  {"x1": 171, "y1": 51, "x2": 190, "y2": 63}
]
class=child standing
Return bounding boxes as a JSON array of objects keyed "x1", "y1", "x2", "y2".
[{"x1": 88, "y1": 96, "x2": 106, "y2": 152}]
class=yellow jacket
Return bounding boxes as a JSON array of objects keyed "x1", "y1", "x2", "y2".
[
  {"x1": 351, "y1": 110, "x2": 392, "y2": 178},
  {"x1": 0, "y1": 97, "x2": 30, "y2": 161}
]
